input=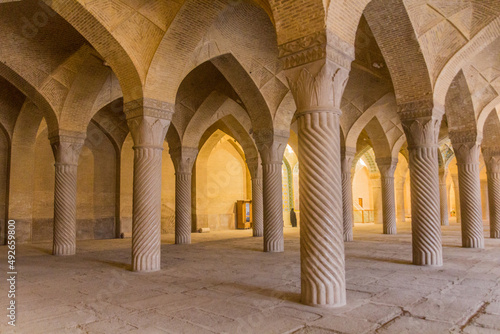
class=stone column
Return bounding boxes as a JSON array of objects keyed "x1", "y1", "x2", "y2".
[
  {"x1": 377, "y1": 158, "x2": 398, "y2": 234},
  {"x1": 287, "y1": 59, "x2": 349, "y2": 307},
  {"x1": 50, "y1": 134, "x2": 85, "y2": 256},
  {"x1": 480, "y1": 179, "x2": 489, "y2": 222},
  {"x1": 254, "y1": 131, "x2": 288, "y2": 252},
  {"x1": 370, "y1": 173, "x2": 383, "y2": 224},
  {"x1": 341, "y1": 147, "x2": 356, "y2": 241},
  {"x1": 400, "y1": 103, "x2": 443, "y2": 266},
  {"x1": 396, "y1": 176, "x2": 406, "y2": 223},
  {"x1": 451, "y1": 134, "x2": 484, "y2": 248},
  {"x1": 247, "y1": 157, "x2": 264, "y2": 237},
  {"x1": 484, "y1": 153, "x2": 500, "y2": 238},
  {"x1": 439, "y1": 167, "x2": 449, "y2": 226},
  {"x1": 451, "y1": 173, "x2": 461, "y2": 223},
  {"x1": 125, "y1": 99, "x2": 172, "y2": 272},
  {"x1": 170, "y1": 147, "x2": 198, "y2": 245}
]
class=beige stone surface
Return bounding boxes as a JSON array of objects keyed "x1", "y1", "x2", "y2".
[{"x1": 1, "y1": 222, "x2": 499, "y2": 333}]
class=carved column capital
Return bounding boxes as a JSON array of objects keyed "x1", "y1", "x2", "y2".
[
  {"x1": 286, "y1": 60, "x2": 349, "y2": 113},
  {"x1": 170, "y1": 146, "x2": 198, "y2": 174},
  {"x1": 341, "y1": 147, "x2": 356, "y2": 173},
  {"x1": 50, "y1": 132, "x2": 86, "y2": 166},
  {"x1": 482, "y1": 149, "x2": 500, "y2": 174},
  {"x1": 253, "y1": 129, "x2": 289, "y2": 164},
  {"x1": 246, "y1": 156, "x2": 262, "y2": 179},
  {"x1": 376, "y1": 157, "x2": 398, "y2": 179},
  {"x1": 399, "y1": 100, "x2": 443, "y2": 149},
  {"x1": 125, "y1": 98, "x2": 173, "y2": 149}
]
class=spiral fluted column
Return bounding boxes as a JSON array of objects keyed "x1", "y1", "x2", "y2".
[
  {"x1": 378, "y1": 159, "x2": 398, "y2": 235},
  {"x1": 341, "y1": 149, "x2": 355, "y2": 242},
  {"x1": 485, "y1": 155, "x2": 500, "y2": 238},
  {"x1": 262, "y1": 162, "x2": 284, "y2": 251},
  {"x1": 400, "y1": 104, "x2": 443, "y2": 266},
  {"x1": 170, "y1": 147, "x2": 198, "y2": 245},
  {"x1": 175, "y1": 173, "x2": 192, "y2": 244},
  {"x1": 452, "y1": 173, "x2": 461, "y2": 224},
  {"x1": 252, "y1": 177, "x2": 264, "y2": 237},
  {"x1": 452, "y1": 137, "x2": 484, "y2": 248},
  {"x1": 126, "y1": 99, "x2": 172, "y2": 272},
  {"x1": 439, "y1": 168, "x2": 449, "y2": 226},
  {"x1": 396, "y1": 177, "x2": 406, "y2": 223},
  {"x1": 287, "y1": 60, "x2": 349, "y2": 307},
  {"x1": 51, "y1": 135, "x2": 85, "y2": 256}
]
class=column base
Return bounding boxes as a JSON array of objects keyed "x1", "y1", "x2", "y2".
[
  {"x1": 412, "y1": 252, "x2": 443, "y2": 266},
  {"x1": 462, "y1": 237, "x2": 484, "y2": 248},
  {"x1": 253, "y1": 231, "x2": 263, "y2": 237},
  {"x1": 264, "y1": 241, "x2": 284, "y2": 252},
  {"x1": 491, "y1": 230, "x2": 500, "y2": 239},
  {"x1": 132, "y1": 260, "x2": 161, "y2": 272},
  {"x1": 383, "y1": 226, "x2": 397, "y2": 235},
  {"x1": 175, "y1": 235, "x2": 191, "y2": 245},
  {"x1": 53, "y1": 245, "x2": 75, "y2": 256},
  {"x1": 343, "y1": 232, "x2": 353, "y2": 242}
]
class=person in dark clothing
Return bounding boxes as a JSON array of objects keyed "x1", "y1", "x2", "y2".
[{"x1": 290, "y1": 208, "x2": 297, "y2": 227}]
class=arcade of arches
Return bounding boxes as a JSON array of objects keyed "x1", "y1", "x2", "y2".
[{"x1": 1, "y1": 0, "x2": 500, "y2": 332}]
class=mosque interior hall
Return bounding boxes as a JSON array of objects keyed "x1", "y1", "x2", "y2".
[{"x1": 0, "y1": 0, "x2": 500, "y2": 333}]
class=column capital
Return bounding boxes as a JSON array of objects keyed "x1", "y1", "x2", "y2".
[
  {"x1": 246, "y1": 156, "x2": 262, "y2": 179},
  {"x1": 170, "y1": 146, "x2": 198, "y2": 174},
  {"x1": 50, "y1": 132, "x2": 86, "y2": 166},
  {"x1": 253, "y1": 129, "x2": 289, "y2": 164},
  {"x1": 450, "y1": 131, "x2": 482, "y2": 165},
  {"x1": 341, "y1": 147, "x2": 356, "y2": 173},
  {"x1": 484, "y1": 154, "x2": 500, "y2": 174},
  {"x1": 399, "y1": 100, "x2": 443, "y2": 149},
  {"x1": 376, "y1": 157, "x2": 398, "y2": 178},
  {"x1": 286, "y1": 60, "x2": 349, "y2": 113}
]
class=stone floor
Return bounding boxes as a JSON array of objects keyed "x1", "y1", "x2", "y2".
[{"x1": 1, "y1": 220, "x2": 500, "y2": 334}]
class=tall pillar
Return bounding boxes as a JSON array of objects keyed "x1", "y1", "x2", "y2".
[
  {"x1": 341, "y1": 147, "x2": 356, "y2": 241},
  {"x1": 451, "y1": 173, "x2": 461, "y2": 223},
  {"x1": 400, "y1": 103, "x2": 443, "y2": 266},
  {"x1": 484, "y1": 152, "x2": 500, "y2": 238},
  {"x1": 170, "y1": 147, "x2": 198, "y2": 244},
  {"x1": 247, "y1": 157, "x2": 264, "y2": 237},
  {"x1": 439, "y1": 167, "x2": 449, "y2": 226},
  {"x1": 287, "y1": 59, "x2": 349, "y2": 307},
  {"x1": 377, "y1": 158, "x2": 398, "y2": 234},
  {"x1": 396, "y1": 176, "x2": 406, "y2": 223},
  {"x1": 451, "y1": 134, "x2": 484, "y2": 248},
  {"x1": 254, "y1": 131, "x2": 288, "y2": 252},
  {"x1": 125, "y1": 99, "x2": 172, "y2": 272},
  {"x1": 480, "y1": 179, "x2": 489, "y2": 222},
  {"x1": 50, "y1": 134, "x2": 85, "y2": 256},
  {"x1": 370, "y1": 173, "x2": 383, "y2": 224}
]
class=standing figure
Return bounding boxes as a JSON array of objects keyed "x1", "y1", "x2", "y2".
[{"x1": 290, "y1": 208, "x2": 297, "y2": 227}]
